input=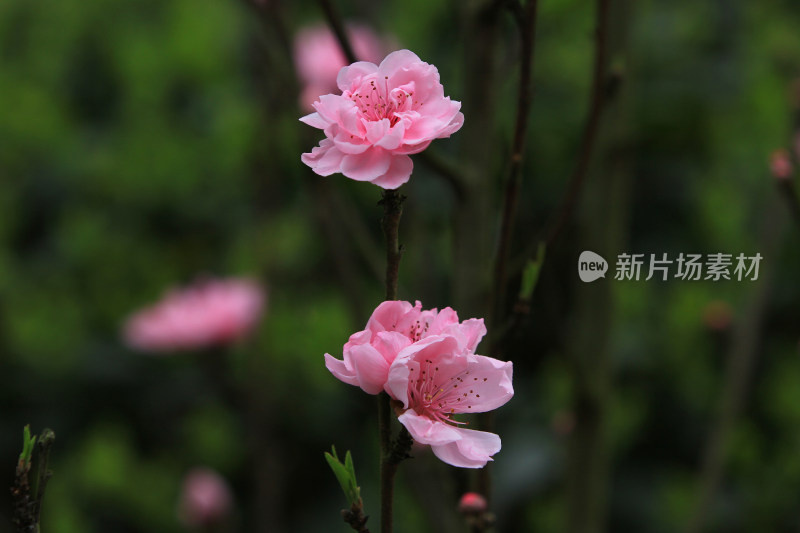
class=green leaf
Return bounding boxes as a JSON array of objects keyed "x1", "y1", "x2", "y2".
[
  {"x1": 324, "y1": 446, "x2": 361, "y2": 506},
  {"x1": 19, "y1": 425, "x2": 36, "y2": 465}
]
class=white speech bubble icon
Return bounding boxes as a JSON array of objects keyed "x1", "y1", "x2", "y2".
[{"x1": 578, "y1": 251, "x2": 608, "y2": 282}]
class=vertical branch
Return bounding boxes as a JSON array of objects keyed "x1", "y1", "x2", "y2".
[
  {"x1": 545, "y1": 0, "x2": 612, "y2": 247},
  {"x1": 378, "y1": 188, "x2": 405, "y2": 533},
  {"x1": 490, "y1": 0, "x2": 540, "y2": 328},
  {"x1": 380, "y1": 190, "x2": 405, "y2": 302}
]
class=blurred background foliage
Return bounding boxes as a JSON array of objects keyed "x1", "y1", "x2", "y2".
[{"x1": 2, "y1": 0, "x2": 800, "y2": 532}]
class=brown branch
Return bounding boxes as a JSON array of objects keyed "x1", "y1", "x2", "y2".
[
  {"x1": 379, "y1": 190, "x2": 405, "y2": 302},
  {"x1": 544, "y1": 0, "x2": 612, "y2": 247},
  {"x1": 489, "y1": 0, "x2": 539, "y2": 329},
  {"x1": 342, "y1": 500, "x2": 371, "y2": 533}
]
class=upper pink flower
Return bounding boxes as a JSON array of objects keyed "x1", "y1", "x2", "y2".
[
  {"x1": 294, "y1": 23, "x2": 386, "y2": 112},
  {"x1": 123, "y1": 277, "x2": 264, "y2": 352},
  {"x1": 324, "y1": 300, "x2": 485, "y2": 394},
  {"x1": 387, "y1": 335, "x2": 513, "y2": 468},
  {"x1": 300, "y1": 49, "x2": 464, "y2": 189}
]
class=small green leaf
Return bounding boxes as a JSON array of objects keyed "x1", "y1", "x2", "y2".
[
  {"x1": 519, "y1": 242, "x2": 546, "y2": 300},
  {"x1": 324, "y1": 446, "x2": 361, "y2": 505},
  {"x1": 19, "y1": 425, "x2": 36, "y2": 465}
]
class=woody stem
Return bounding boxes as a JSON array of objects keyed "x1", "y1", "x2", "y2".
[{"x1": 379, "y1": 188, "x2": 405, "y2": 533}]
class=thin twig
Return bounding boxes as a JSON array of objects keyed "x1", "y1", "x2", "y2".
[
  {"x1": 319, "y1": 0, "x2": 357, "y2": 64},
  {"x1": 490, "y1": 0, "x2": 539, "y2": 328},
  {"x1": 544, "y1": 0, "x2": 612, "y2": 247}
]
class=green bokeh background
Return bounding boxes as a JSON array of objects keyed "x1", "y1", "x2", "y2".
[{"x1": 2, "y1": 0, "x2": 800, "y2": 532}]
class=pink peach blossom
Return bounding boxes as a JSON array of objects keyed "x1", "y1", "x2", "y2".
[
  {"x1": 300, "y1": 49, "x2": 464, "y2": 189},
  {"x1": 387, "y1": 335, "x2": 513, "y2": 468},
  {"x1": 123, "y1": 277, "x2": 264, "y2": 352},
  {"x1": 324, "y1": 300, "x2": 485, "y2": 394},
  {"x1": 294, "y1": 23, "x2": 386, "y2": 112},
  {"x1": 177, "y1": 467, "x2": 233, "y2": 528}
]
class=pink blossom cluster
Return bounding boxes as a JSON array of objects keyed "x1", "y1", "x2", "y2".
[
  {"x1": 123, "y1": 277, "x2": 265, "y2": 352},
  {"x1": 325, "y1": 301, "x2": 513, "y2": 468},
  {"x1": 301, "y1": 50, "x2": 464, "y2": 189}
]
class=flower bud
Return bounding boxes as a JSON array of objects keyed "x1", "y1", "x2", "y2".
[{"x1": 458, "y1": 492, "x2": 488, "y2": 515}]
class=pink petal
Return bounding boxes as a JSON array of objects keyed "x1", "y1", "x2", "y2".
[
  {"x1": 367, "y1": 300, "x2": 415, "y2": 333},
  {"x1": 386, "y1": 357, "x2": 411, "y2": 404},
  {"x1": 441, "y1": 318, "x2": 486, "y2": 352},
  {"x1": 299, "y1": 111, "x2": 329, "y2": 129},
  {"x1": 347, "y1": 344, "x2": 390, "y2": 394},
  {"x1": 333, "y1": 130, "x2": 370, "y2": 155},
  {"x1": 340, "y1": 146, "x2": 392, "y2": 182},
  {"x1": 398, "y1": 411, "x2": 462, "y2": 446},
  {"x1": 377, "y1": 49, "x2": 422, "y2": 79},
  {"x1": 431, "y1": 428, "x2": 501, "y2": 468},
  {"x1": 324, "y1": 353, "x2": 359, "y2": 387},
  {"x1": 301, "y1": 138, "x2": 345, "y2": 176},
  {"x1": 312, "y1": 94, "x2": 361, "y2": 135},
  {"x1": 451, "y1": 354, "x2": 513, "y2": 413},
  {"x1": 369, "y1": 155, "x2": 413, "y2": 190},
  {"x1": 337, "y1": 61, "x2": 379, "y2": 93},
  {"x1": 373, "y1": 331, "x2": 414, "y2": 365},
  {"x1": 374, "y1": 121, "x2": 406, "y2": 151}
]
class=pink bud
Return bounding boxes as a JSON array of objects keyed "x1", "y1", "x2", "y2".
[
  {"x1": 702, "y1": 300, "x2": 732, "y2": 332},
  {"x1": 458, "y1": 492, "x2": 488, "y2": 514},
  {"x1": 770, "y1": 149, "x2": 793, "y2": 181},
  {"x1": 178, "y1": 467, "x2": 233, "y2": 529}
]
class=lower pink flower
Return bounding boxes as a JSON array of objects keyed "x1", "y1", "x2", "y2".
[
  {"x1": 177, "y1": 467, "x2": 233, "y2": 528},
  {"x1": 123, "y1": 277, "x2": 264, "y2": 352},
  {"x1": 387, "y1": 335, "x2": 513, "y2": 468},
  {"x1": 324, "y1": 300, "x2": 486, "y2": 394}
]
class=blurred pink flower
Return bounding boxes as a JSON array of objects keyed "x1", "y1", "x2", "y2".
[
  {"x1": 124, "y1": 277, "x2": 264, "y2": 352},
  {"x1": 301, "y1": 49, "x2": 464, "y2": 189},
  {"x1": 178, "y1": 467, "x2": 233, "y2": 529},
  {"x1": 324, "y1": 300, "x2": 485, "y2": 394},
  {"x1": 294, "y1": 23, "x2": 386, "y2": 112},
  {"x1": 387, "y1": 335, "x2": 513, "y2": 468},
  {"x1": 770, "y1": 149, "x2": 793, "y2": 180}
]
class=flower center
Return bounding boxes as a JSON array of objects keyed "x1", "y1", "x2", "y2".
[
  {"x1": 407, "y1": 358, "x2": 485, "y2": 426},
  {"x1": 347, "y1": 76, "x2": 415, "y2": 127}
]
